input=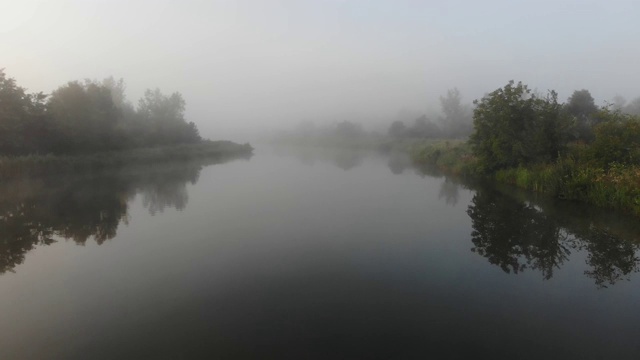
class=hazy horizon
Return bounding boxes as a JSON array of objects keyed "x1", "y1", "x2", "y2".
[{"x1": 3, "y1": 0, "x2": 639, "y2": 141}]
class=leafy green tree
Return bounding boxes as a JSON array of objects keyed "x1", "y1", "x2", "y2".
[
  {"x1": 469, "y1": 81, "x2": 568, "y2": 172},
  {"x1": 567, "y1": 89, "x2": 598, "y2": 119},
  {"x1": 588, "y1": 109, "x2": 640, "y2": 167}
]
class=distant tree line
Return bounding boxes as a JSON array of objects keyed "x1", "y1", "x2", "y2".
[
  {"x1": 0, "y1": 69, "x2": 201, "y2": 156},
  {"x1": 388, "y1": 84, "x2": 640, "y2": 151}
]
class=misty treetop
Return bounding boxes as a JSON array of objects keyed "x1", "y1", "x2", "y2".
[
  {"x1": 388, "y1": 88, "x2": 473, "y2": 140},
  {"x1": 0, "y1": 69, "x2": 201, "y2": 156}
]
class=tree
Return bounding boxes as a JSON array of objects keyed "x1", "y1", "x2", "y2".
[
  {"x1": 388, "y1": 120, "x2": 407, "y2": 137},
  {"x1": 333, "y1": 120, "x2": 365, "y2": 139},
  {"x1": 566, "y1": 89, "x2": 599, "y2": 142},
  {"x1": 0, "y1": 69, "x2": 50, "y2": 154},
  {"x1": 407, "y1": 115, "x2": 441, "y2": 138},
  {"x1": 47, "y1": 80, "x2": 120, "y2": 152},
  {"x1": 439, "y1": 88, "x2": 472, "y2": 138},
  {"x1": 137, "y1": 88, "x2": 200, "y2": 145},
  {"x1": 588, "y1": 109, "x2": 640, "y2": 167},
  {"x1": 469, "y1": 81, "x2": 569, "y2": 172}
]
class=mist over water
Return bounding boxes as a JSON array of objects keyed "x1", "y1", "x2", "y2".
[
  {"x1": 3, "y1": 1, "x2": 640, "y2": 358},
  {"x1": 0, "y1": 147, "x2": 639, "y2": 359}
]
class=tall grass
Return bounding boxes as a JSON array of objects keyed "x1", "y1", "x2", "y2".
[
  {"x1": 495, "y1": 159, "x2": 640, "y2": 216},
  {"x1": 411, "y1": 140, "x2": 640, "y2": 217},
  {"x1": 410, "y1": 140, "x2": 476, "y2": 176}
]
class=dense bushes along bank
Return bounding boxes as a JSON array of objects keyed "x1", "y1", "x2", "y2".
[
  {"x1": 411, "y1": 140, "x2": 640, "y2": 217},
  {"x1": 411, "y1": 80, "x2": 640, "y2": 216}
]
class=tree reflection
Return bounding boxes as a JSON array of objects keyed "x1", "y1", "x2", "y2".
[
  {"x1": 271, "y1": 145, "x2": 367, "y2": 171},
  {"x1": 387, "y1": 152, "x2": 411, "y2": 175},
  {"x1": 438, "y1": 179, "x2": 460, "y2": 206},
  {"x1": 581, "y1": 229, "x2": 640, "y2": 288},
  {"x1": 138, "y1": 164, "x2": 200, "y2": 215},
  {"x1": 332, "y1": 150, "x2": 364, "y2": 171},
  {"x1": 467, "y1": 186, "x2": 640, "y2": 287},
  {"x1": 0, "y1": 155, "x2": 248, "y2": 274}
]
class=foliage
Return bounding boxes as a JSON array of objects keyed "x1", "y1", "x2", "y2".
[
  {"x1": 411, "y1": 140, "x2": 476, "y2": 176},
  {"x1": 469, "y1": 81, "x2": 569, "y2": 173},
  {"x1": 566, "y1": 89, "x2": 599, "y2": 141},
  {"x1": 0, "y1": 69, "x2": 205, "y2": 157},
  {"x1": 439, "y1": 88, "x2": 473, "y2": 138},
  {"x1": 587, "y1": 110, "x2": 640, "y2": 168},
  {"x1": 47, "y1": 80, "x2": 121, "y2": 152},
  {"x1": 0, "y1": 69, "x2": 50, "y2": 155}
]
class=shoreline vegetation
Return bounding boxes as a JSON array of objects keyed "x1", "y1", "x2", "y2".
[
  {"x1": 274, "y1": 80, "x2": 640, "y2": 217},
  {"x1": 0, "y1": 140, "x2": 253, "y2": 179},
  {"x1": 410, "y1": 138, "x2": 640, "y2": 217},
  {"x1": 0, "y1": 69, "x2": 252, "y2": 177},
  {"x1": 411, "y1": 81, "x2": 640, "y2": 217}
]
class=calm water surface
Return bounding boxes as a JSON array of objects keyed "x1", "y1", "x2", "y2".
[{"x1": 1, "y1": 147, "x2": 639, "y2": 359}]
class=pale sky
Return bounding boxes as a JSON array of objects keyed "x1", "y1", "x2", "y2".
[{"x1": 2, "y1": 0, "x2": 639, "y2": 139}]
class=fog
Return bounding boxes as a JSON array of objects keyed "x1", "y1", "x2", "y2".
[{"x1": 2, "y1": 0, "x2": 639, "y2": 141}]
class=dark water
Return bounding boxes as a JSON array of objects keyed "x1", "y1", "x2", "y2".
[{"x1": 1, "y1": 147, "x2": 639, "y2": 359}]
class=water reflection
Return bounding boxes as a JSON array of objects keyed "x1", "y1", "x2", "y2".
[
  {"x1": 386, "y1": 151, "x2": 412, "y2": 175},
  {"x1": 466, "y1": 185, "x2": 640, "y2": 288},
  {"x1": 408, "y1": 162, "x2": 640, "y2": 288},
  {"x1": 467, "y1": 187, "x2": 573, "y2": 280},
  {"x1": 0, "y1": 155, "x2": 249, "y2": 275},
  {"x1": 271, "y1": 145, "x2": 368, "y2": 171},
  {"x1": 438, "y1": 178, "x2": 459, "y2": 206},
  {"x1": 270, "y1": 145, "x2": 640, "y2": 288}
]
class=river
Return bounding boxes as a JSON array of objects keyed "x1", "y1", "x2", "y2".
[{"x1": 1, "y1": 146, "x2": 639, "y2": 359}]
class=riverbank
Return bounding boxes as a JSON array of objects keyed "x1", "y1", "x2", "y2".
[
  {"x1": 0, "y1": 140, "x2": 253, "y2": 179},
  {"x1": 411, "y1": 140, "x2": 640, "y2": 217}
]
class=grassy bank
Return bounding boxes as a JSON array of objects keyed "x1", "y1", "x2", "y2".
[
  {"x1": 0, "y1": 140, "x2": 253, "y2": 179},
  {"x1": 410, "y1": 140, "x2": 475, "y2": 176},
  {"x1": 410, "y1": 140, "x2": 640, "y2": 217}
]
